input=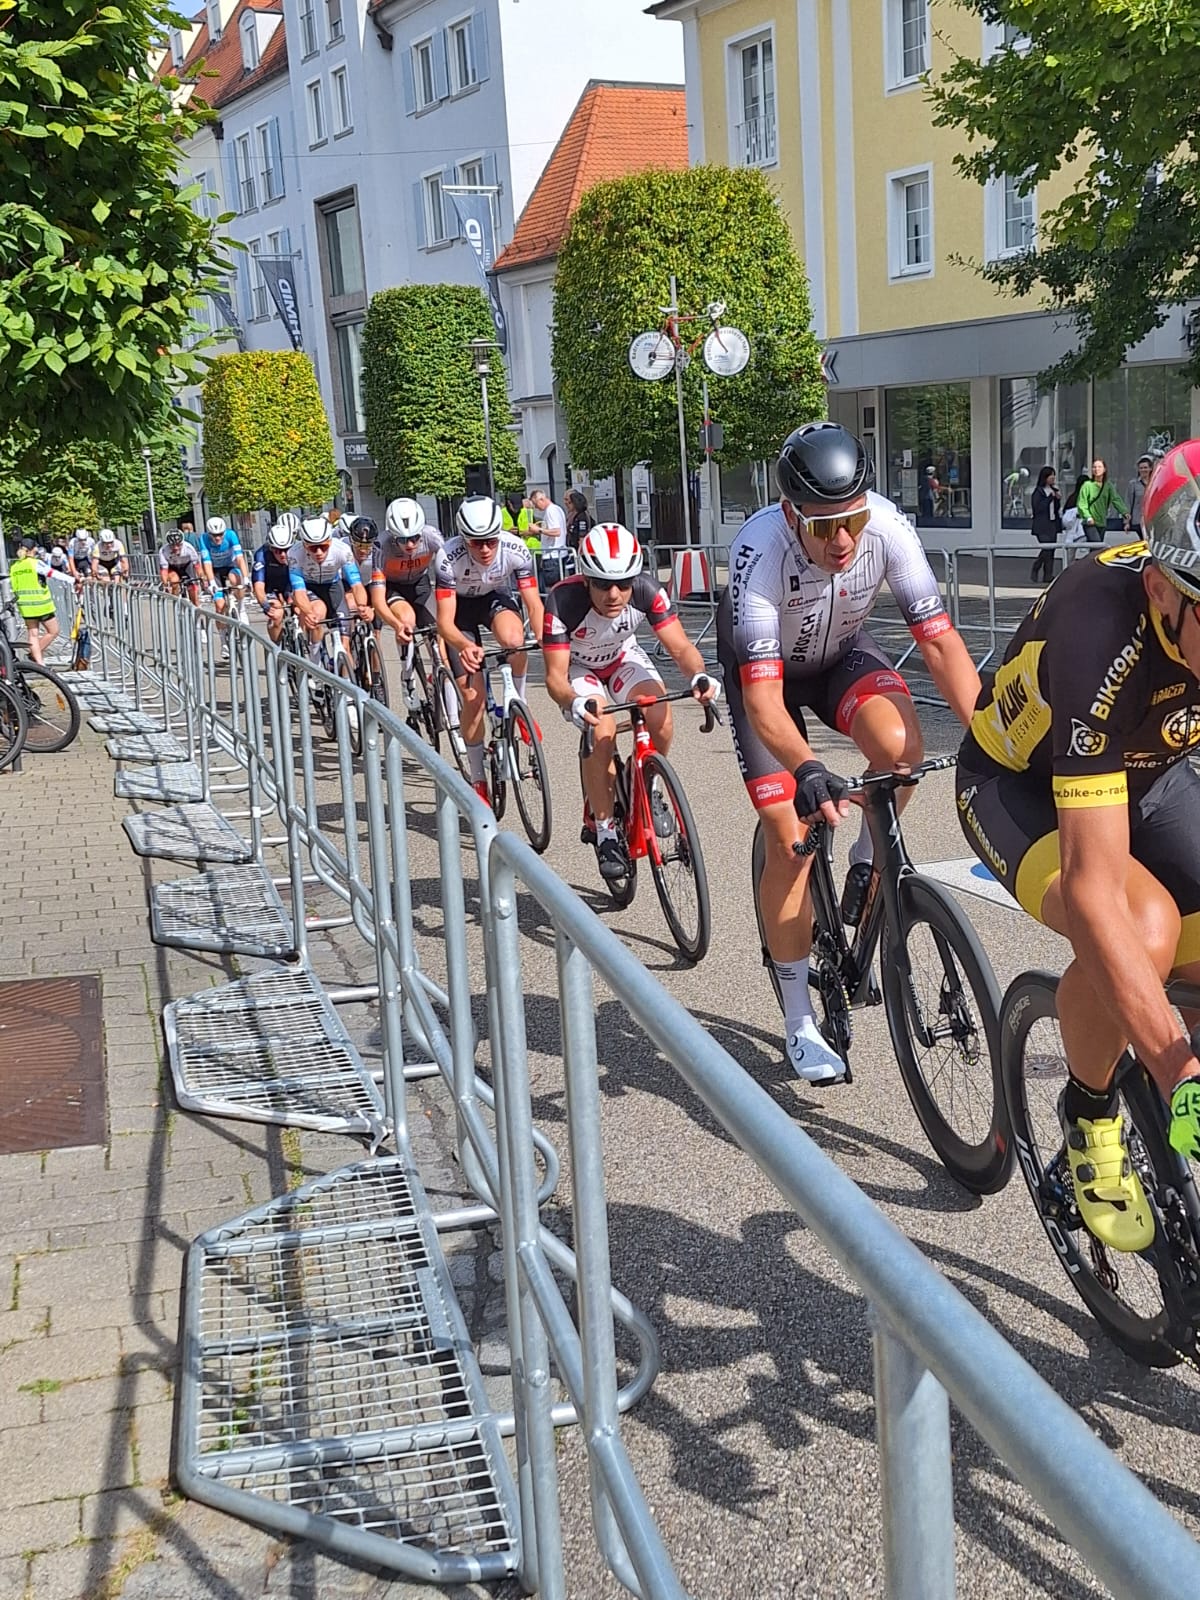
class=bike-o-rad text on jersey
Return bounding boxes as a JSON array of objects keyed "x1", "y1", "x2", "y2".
[
  {"x1": 372, "y1": 529, "x2": 445, "y2": 588},
  {"x1": 964, "y1": 541, "x2": 1200, "y2": 810},
  {"x1": 543, "y1": 574, "x2": 676, "y2": 671},
  {"x1": 721, "y1": 493, "x2": 950, "y2": 686},
  {"x1": 433, "y1": 533, "x2": 538, "y2": 600},
  {"x1": 288, "y1": 539, "x2": 363, "y2": 591},
  {"x1": 200, "y1": 529, "x2": 243, "y2": 569},
  {"x1": 158, "y1": 539, "x2": 202, "y2": 572}
]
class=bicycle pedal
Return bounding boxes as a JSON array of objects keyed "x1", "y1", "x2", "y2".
[{"x1": 580, "y1": 823, "x2": 597, "y2": 846}]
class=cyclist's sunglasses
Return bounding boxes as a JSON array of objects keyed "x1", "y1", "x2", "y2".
[
  {"x1": 467, "y1": 535, "x2": 500, "y2": 548},
  {"x1": 394, "y1": 533, "x2": 423, "y2": 545},
  {"x1": 588, "y1": 577, "x2": 634, "y2": 592},
  {"x1": 308, "y1": 540, "x2": 332, "y2": 554},
  {"x1": 794, "y1": 506, "x2": 872, "y2": 542}
]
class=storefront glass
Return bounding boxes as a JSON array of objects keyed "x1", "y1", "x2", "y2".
[
  {"x1": 999, "y1": 378, "x2": 1089, "y2": 527},
  {"x1": 1094, "y1": 365, "x2": 1193, "y2": 513},
  {"x1": 884, "y1": 383, "x2": 972, "y2": 528}
]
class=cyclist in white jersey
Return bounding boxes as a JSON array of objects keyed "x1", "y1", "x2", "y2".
[
  {"x1": 717, "y1": 422, "x2": 981, "y2": 1084},
  {"x1": 66, "y1": 529, "x2": 95, "y2": 581},
  {"x1": 434, "y1": 495, "x2": 544, "y2": 799},
  {"x1": 158, "y1": 531, "x2": 203, "y2": 600},
  {"x1": 288, "y1": 515, "x2": 372, "y2": 657}
]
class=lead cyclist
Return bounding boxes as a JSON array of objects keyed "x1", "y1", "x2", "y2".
[{"x1": 717, "y1": 422, "x2": 982, "y2": 1084}]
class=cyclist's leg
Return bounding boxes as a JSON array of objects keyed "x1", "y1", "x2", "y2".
[
  {"x1": 265, "y1": 595, "x2": 287, "y2": 644},
  {"x1": 489, "y1": 596, "x2": 527, "y2": 683},
  {"x1": 210, "y1": 567, "x2": 229, "y2": 614},
  {"x1": 384, "y1": 593, "x2": 418, "y2": 652},
  {"x1": 568, "y1": 666, "x2": 620, "y2": 821},
  {"x1": 453, "y1": 598, "x2": 488, "y2": 771},
  {"x1": 610, "y1": 644, "x2": 671, "y2": 748},
  {"x1": 302, "y1": 592, "x2": 329, "y2": 652},
  {"x1": 162, "y1": 569, "x2": 180, "y2": 597}
]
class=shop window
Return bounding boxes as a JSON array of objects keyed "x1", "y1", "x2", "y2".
[
  {"x1": 885, "y1": 383, "x2": 972, "y2": 527},
  {"x1": 1094, "y1": 365, "x2": 1193, "y2": 517},
  {"x1": 999, "y1": 378, "x2": 1088, "y2": 527}
]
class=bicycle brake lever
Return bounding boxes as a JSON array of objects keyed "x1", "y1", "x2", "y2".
[{"x1": 700, "y1": 702, "x2": 723, "y2": 732}]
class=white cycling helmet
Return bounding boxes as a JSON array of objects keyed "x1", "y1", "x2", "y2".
[
  {"x1": 455, "y1": 494, "x2": 503, "y2": 541},
  {"x1": 267, "y1": 521, "x2": 295, "y2": 551},
  {"x1": 98, "y1": 527, "x2": 117, "y2": 547},
  {"x1": 205, "y1": 515, "x2": 227, "y2": 536},
  {"x1": 74, "y1": 527, "x2": 91, "y2": 540},
  {"x1": 577, "y1": 523, "x2": 643, "y2": 583},
  {"x1": 275, "y1": 511, "x2": 302, "y2": 535},
  {"x1": 300, "y1": 514, "x2": 335, "y2": 547},
  {"x1": 386, "y1": 497, "x2": 426, "y2": 540}
]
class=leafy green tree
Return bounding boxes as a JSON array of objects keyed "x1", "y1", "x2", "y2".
[
  {"x1": 552, "y1": 166, "x2": 825, "y2": 476},
  {"x1": 0, "y1": 0, "x2": 228, "y2": 451},
  {"x1": 361, "y1": 284, "x2": 522, "y2": 501},
  {"x1": 43, "y1": 488, "x2": 98, "y2": 545},
  {"x1": 930, "y1": 1, "x2": 1200, "y2": 384},
  {"x1": 0, "y1": 418, "x2": 189, "y2": 530},
  {"x1": 202, "y1": 352, "x2": 338, "y2": 514}
]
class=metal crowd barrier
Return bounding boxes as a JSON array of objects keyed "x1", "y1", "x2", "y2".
[
  {"x1": 649, "y1": 541, "x2": 728, "y2": 661},
  {"x1": 80, "y1": 582, "x2": 1200, "y2": 1597}
]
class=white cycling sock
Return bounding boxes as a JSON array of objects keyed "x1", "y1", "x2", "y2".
[
  {"x1": 848, "y1": 816, "x2": 873, "y2": 869},
  {"x1": 465, "y1": 742, "x2": 486, "y2": 782},
  {"x1": 596, "y1": 818, "x2": 618, "y2": 842},
  {"x1": 308, "y1": 638, "x2": 321, "y2": 662},
  {"x1": 773, "y1": 957, "x2": 814, "y2": 1034},
  {"x1": 514, "y1": 671, "x2": 528, "y2": 701}
]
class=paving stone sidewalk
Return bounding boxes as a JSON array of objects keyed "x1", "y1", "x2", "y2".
[{"x1": 0, "y1": 719, "x2": 512, "y2": 1600}]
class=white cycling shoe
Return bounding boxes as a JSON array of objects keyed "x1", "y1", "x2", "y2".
[{"x1": 786, "y1": 1018, "x2": 847, "y2": 1086}]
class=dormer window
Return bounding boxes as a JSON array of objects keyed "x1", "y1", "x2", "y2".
[
  {"x1": 169, "y1": 27, "x2": 185, "y2": 68},
  {"x1": 241, "y1": 11, "x2": 259, "y2": 70},
  {"x1": 206, "y1": 0, "x2": 222, "y2": 43}
]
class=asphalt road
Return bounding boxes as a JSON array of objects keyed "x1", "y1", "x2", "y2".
[{"x1": 341, "y1": 617, "x2": 1200, "y2": 1600}]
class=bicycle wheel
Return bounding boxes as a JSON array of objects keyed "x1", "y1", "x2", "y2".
[
  {"x1": 334, "y1": 651, "x2": 362, "y2": 756},
  {"x1": 1002, "y1": 971, "x2": 1199, "y2": 1366},
  {"x1": 643, "y1": 752, "x2": 710, "y2": 961},
  {"x1": 14, "y1": 663, "x2": 81, "y2": 753},
  {"x1": 362, "y1": 633, "x2": 390, "y2": 710},
  {"x1": 603, "y1": 753, "x2": 637, "y2": 908},
  {"x1": 751, "y1": 821, "x2": 784, "y2": 1011},
  {"x1": 405, "y1": 652, "x2": 440, "y2": 748},
  {"x1": 433, "y1": 663, "x2": 470, "y2": 779},
  {"x1": 505, "y1": 700, "x2": 552, "y2": 853},
  {"x1": 488, "y1": 739, "x2": 507, "y2": 819},
  {"x1": 881, "y1": 874, "x2": 1010, "y2": 1194},
  {"x1": 0, "y1": 679, "x2": 28, "y2": 772}
]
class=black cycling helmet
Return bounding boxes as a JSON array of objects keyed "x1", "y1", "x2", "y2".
[
  {"x1": 348, "y1": 515, "x2": 378, "y2": 541},
  {"x1": 776, "y1": 421, "x2": 874, "y2": 506}
]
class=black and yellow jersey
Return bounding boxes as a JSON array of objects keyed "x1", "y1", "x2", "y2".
[{"x1": 960, "y1": 543, "x2": 1200, "y2": 811}]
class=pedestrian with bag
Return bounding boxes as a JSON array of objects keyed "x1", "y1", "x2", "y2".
[
  {"x1": 1029, "y1": 465, "x2": 1061, "y2": 584},
  {"x1": 1077, "y1": 457, "x2": 1127, "y2": 544}
]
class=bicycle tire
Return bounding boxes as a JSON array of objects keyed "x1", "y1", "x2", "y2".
[
  {"x1": 643, "y1": 751, "x2": 710, "y2": 961},
  {"x1": 603, "y1": 752, "x2": 637, "y2": 907},
  {"x1": 433, "y1": 663, "x2": 470, "y2": 779},
  {"x1": 489, "y1": 739, "x2": 507, "y2": 820},
  {"x1": 881, "y1": 874, "x2": 1010, "y2": 1194},
  {"x1": 1001, "y1": 970, "x2": 1195, "y2": 1366},
  {"x1": 12, "y1": 662, "x2": 81, "y2": 753},
  {"x1": 334, "y1": 650, "x2": 362, "y2": 756},
  {"x1": 0, "y1": 678, "x2": 29, "y2": 772},
  {"x1": 505, "y1": 700, "x2": 552, "y2": 853},
  {"x1": 362, "y1": 634, "x2": 389, "y2": 710}
]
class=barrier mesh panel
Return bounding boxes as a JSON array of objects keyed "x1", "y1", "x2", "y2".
[
  {"x1": 123, "y1": 803, "x2": 251, "y2": 864},
  {"x1": 151, "y1": 865, "x2": 293, "y2": 957}
]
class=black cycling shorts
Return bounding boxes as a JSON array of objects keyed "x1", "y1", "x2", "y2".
[
  {"x1": 210, "y1": 564, "x2": 241, "y2": 589},
  {"x1": 164, "y1": 562, "x2": 198, "y2": 586},
  {"x1": 717, "y1": 628, "x2": 911, "y2": 809},
  {"x1": 383, "y1": 575, "x2": 434, "y2": 623},
  {"x1": 448, "y1": 591, "x2": 524, "y2": 677},
  {"x1": 955, "y1": 751, "x2": 1200, "y2": 964},
  {"x1": 302, "y1": 581, "x2": 343, "y2": 615}
]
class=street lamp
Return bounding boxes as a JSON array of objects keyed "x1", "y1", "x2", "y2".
[
  {"x1": 467, "y1": 337, "x2": 497, "y2": 497},
  {"x1": 142, "y1": 447, "x2": 158, "y2": 550}
]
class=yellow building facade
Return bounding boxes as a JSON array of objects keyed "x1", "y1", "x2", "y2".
[{"x1": 652, "y1": 0, "x2": 1200, "y2": 547}]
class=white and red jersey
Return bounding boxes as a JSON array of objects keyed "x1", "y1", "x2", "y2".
[
  {"x1": 718, "y1": 492, "x2": 950, "y2": 687},
  {"x1": 543, "y1": 573, "x2": 676, "y2": 673},
  {"x1": 434, "y1": 532, "x2": 538, "y2": 600}
]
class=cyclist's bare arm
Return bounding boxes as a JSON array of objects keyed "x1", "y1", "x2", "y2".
[
  {"x1": 369, "y1": 579, "x2": 405, "y2": 636},
  {"x1": 655, "y1": 616, "x2": 717, "y2": 699},
  {"x1": 521, "y1": 587, "x2": 545, "y2": 641},
  {"x1": 436, "y1": 592, "x2": 483, "y2": 669},
  {"x1": 916, "y1": 627, "x2": 980, "y2": 726},
  {"x1": 542, "y1": 646, "x2": 578, "y2": 714},
  {"x1": 1053, "y1": 803, "x2": 1193, "y2": 1099},
  {"x1": 346, "y1": 580, "x2": 372, "y2": 619}
]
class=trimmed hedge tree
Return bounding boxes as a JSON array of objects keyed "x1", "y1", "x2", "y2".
[
  {"x1": 553, "y1": 166, "x2": 825, "y2": 475},
  {"x1": 361, "y1": 284, "x2": 522, "y2": 501},
  {"x1": 202, "y1": 352, "x2": 337, "y2": 514}
]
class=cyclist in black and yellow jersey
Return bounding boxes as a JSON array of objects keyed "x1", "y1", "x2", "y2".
[{"x1": 957, "y1": 439, "x2": 1200, "y2": 1252}]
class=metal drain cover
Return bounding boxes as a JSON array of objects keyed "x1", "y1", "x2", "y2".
[{"x1": 0, "y1": 976, "x2": 106, "y2": 1153}]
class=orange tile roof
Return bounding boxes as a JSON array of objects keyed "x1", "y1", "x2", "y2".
[{"x1": 494, "y1": 81, "x2": 687, "y2": 274}]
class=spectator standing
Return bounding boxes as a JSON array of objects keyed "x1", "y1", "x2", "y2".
[
  {"x1": 565, "y1": 489, "x2": 594, "y2": 550},
  {"x1": 531, "y1": 488, "x2": 571, "y2": 587},
  {"x1": 9, "y1": 531, "x2": 60, "y2": 664},
  {"x1": 1125, "y1": 454, "x2": 1155, "y2": 534},
  {"x1": 1076, "y1": 456, "x2": 1127, "y2": 543},
  {"x1": 502, "y1": 493, "x2": 537, "y2": 551},
  {"x1": 1029, "y1": 466, "x2": 1061, "y2": 584}
]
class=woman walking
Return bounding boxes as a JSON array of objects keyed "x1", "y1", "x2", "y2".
[
  {"x1": 1029, "y1": 465, "x2": 1061, "y2": 584},
  {"x1": 1076, "y1": 457, "x2": 1127, "y2": 543},
  {"x1": 1125, "y1": 454, "x2": 1155, "y2": 534}
]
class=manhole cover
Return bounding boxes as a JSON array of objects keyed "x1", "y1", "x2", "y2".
[{"x1": 0, "y1": 976, "x2": 106, "y2": 1154}]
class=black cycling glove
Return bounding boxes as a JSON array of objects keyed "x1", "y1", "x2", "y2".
[{"x1": 792, "y1": 760, "x2": 847, "y2": 817}]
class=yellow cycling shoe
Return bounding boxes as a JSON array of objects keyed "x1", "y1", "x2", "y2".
[
  {"x1": 1169, "y1": 1076, "x2": 1200, "y2": 1162},
  {"x1": 1058, "y1": 1098, "x2": 1155, "y2": 1254}
]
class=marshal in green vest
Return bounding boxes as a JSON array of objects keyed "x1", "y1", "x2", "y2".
[{"x1": 9, "y1": 555, "x2": 55, "y2": 619}]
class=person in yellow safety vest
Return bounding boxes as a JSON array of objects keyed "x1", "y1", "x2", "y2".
[
  {"x1": 9, "y1": 531, "x2": 60, "y2": 665},
  {"x1": 502, "y1": 492, "x2": 539, "y2": 552}
]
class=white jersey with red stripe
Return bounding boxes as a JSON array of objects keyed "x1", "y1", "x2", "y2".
[
  {"x1": 718, "y1": 492, "x2": 950, "y2": 687},
  {"x1": 543, "y1": 573, "x2": 676, "y2": 673},
  {"x1": 433, "y1": 532, "x2": 538, "y2": 599}
]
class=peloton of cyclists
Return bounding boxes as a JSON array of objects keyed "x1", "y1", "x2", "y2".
[
  {"x1": 717, "y1": 421, "x2": 982, "y2": 1084},
  {"x1": 434, "y1": 494, "x2": 544, "y2": 803},
  {"x1": 542, "y1": 522, "x2": 720, "y2": 881},
  {"x1": 958, "y1": 438, "x2": 1200, "y2": 1251}
]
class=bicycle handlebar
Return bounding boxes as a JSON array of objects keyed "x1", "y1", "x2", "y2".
[
  {"x1": 788, "y1": 753, "x2": 957, "y2": 858},
  {"x1": 580, "y1": 686, "x2": 722, "y2": 758},
  {"x1": 478, "y1": 639, "x2": 542, "y2": 664}
]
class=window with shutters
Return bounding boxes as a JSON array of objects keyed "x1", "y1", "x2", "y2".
[
  {"x1": 448, "y1": 17, "x2": 475, "y2": 93},
  {"x1": 256, "y1": 120, "x2": 283, "y2": 202},
  {"x1": 234, "y1": 133, "x2": 256, "y2": 212},
  {"x1": 458, "y1": 156, "x2": 484, "y2": 190},
  {"x1": 423, "y1": 171, "x2": 447, "y2": 245},
  {"x1": 413, "y1": 37, "x2": 436, "y2": 108}
]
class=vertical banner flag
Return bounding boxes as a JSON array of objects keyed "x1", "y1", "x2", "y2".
[
  {"x1": 257, "y1": 257, "x2": 305, "y2": 351},
  {"x1": 447, "y1": 190, "x2": 508, "y2": 353},
  {"x1": 206, "y1": 287, "x2": 245, "y2": 350}
]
